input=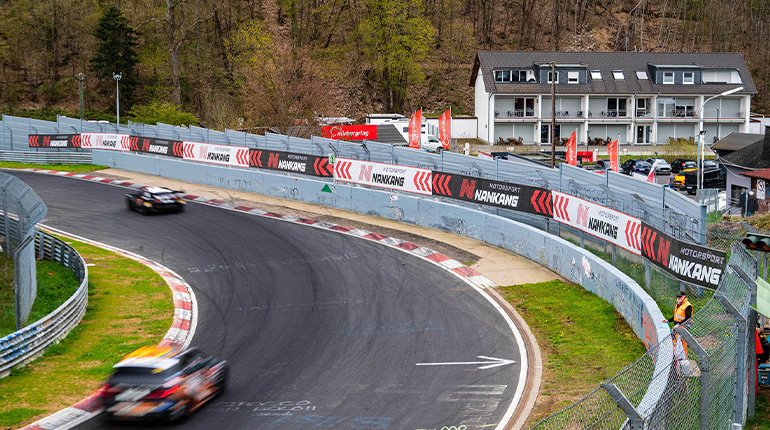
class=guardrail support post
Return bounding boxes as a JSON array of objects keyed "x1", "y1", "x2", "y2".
[
  {"x1": 733, "y1": 263, "x2": 759, "y2": 418},
  {"x1": 717, "y1": 293, "x2": 747, "y2": 425},
  {"x1": 600, "y1": 383, "x2": 644, "y2": 430},
  {"x1": 675, "y1": 326, "x2": 710, "y2": 430}
]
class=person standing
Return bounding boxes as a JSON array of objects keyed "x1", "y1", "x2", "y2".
[
  {"x1": 663, "y1": 292, "x2": 693, "y2": 362},
  {"x1": 748, "y1": 190, "x2": 759, "y2": 217}
]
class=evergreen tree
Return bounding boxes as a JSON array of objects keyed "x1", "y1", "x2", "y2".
[{"x1": 90, "y1": 5, "x2": 139, "y2": 111}]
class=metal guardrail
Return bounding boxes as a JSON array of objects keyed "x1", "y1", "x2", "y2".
[
  {"x1": 0, "y1": 150, "x2": 92, "y2": 165},
  {"x1": 0, "y1": 230, "x2": 88, "y2": 378}
]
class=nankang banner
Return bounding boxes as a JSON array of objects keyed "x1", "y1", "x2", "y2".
[
  {"x1": 431, "y1": 171, "x2": 553, "y2": 218},
  {"x1": 551, "y1": 191, "x2": 642, "y2": 255},
  {"x1": 248, "y1": 149, "x2": 332, "y2": 177},
  {"x1": 182, "y1": 141, "x2": 249, "y2": 168},
  {"x1": 28, "y1": 134, "x2": 81, "y2": 148},
  {"x1": 129, "y1": 136, "x2": 184, "y2": 157},
  {"x1": 81, "y1": 133, "x2": 131, "y2": 151},
  {"x1": 640, "y1": 222, "x2": 726, "y2": 289},
  {"x1": 334, "y1": 158, "x2": 432, "y2": 195}
]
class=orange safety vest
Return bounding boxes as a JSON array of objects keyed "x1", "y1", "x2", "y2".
[{"x1": 673, "y1": 298, "x2": 692, "y2": 359}]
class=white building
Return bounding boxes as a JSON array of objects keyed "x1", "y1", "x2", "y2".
[{"x1": 470, "y1": 51, "x2": 756, "y2": 146}]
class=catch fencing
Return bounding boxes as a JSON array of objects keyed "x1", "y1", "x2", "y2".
[
  {"x1": 0, "y1": 230, "x2": 88, "y2": 378},
  {"x1": 0, "y1": 171, "x2": 47, "y2": 329}
]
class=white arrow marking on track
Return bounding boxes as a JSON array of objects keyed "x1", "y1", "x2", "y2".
[{"x1": 415, "y1": 356, "x2": 517, "y2": 370}]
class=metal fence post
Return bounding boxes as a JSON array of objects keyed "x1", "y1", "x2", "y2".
[
  {"x1": 716, "y1": 294, "x2": 747, "y2": 426},
  {"x1": 600, "y1": 383, "x2": 645, "y2": 430},
  {"x1": 675, "y1": 326, "x2": 710, "y2": 430},
  {"x1": 733, "y1": 263, "x2": 759, "y2": 419}
]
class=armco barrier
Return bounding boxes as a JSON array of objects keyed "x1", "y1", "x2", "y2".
[
  {"x1": 0, "y1": 230, "x2": 88, "y2": 378},
  {"x1": 94, "y1": 149, "x2": 671, "y2": 354}
]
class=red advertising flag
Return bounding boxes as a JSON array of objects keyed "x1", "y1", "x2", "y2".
[
  {"x1": 608, "y1": 139, "x2": 619, "y2": 172},
  {"x1": 321, "y1": 125, "x2": 377, "y2": 141},
  {"x1": 438, "y1": 108, "x2": 451, "y2": 150},
  {"x1": 566, "y1": 130, "x2": 577, "y2": 166},
  {"x1": 408, "y1": 110, "x2": 421, "y2": 149},
  {"x1": 647, "y1": 160, "x2": 657, "y2": 183}
]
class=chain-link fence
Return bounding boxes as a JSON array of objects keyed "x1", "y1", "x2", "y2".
[
  {"x1": 530, "y1": 242, "x2": 755, "y2": 430},
  {"x1": 0, "y1": 171, "x2": 47, "y2": 329}
]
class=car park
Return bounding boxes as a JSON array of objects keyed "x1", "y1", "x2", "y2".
[
  {"x1": 101, "y1": 345, "x2": 228, "y2": 422},
  {"x1": 620, "y1": 159, "x2": 651, "y2": 175},
  {"x1": 645, "y1": 158, "x2": 672, "y2": 175},
  {"x1": 671, "y1": 158, "x2": 696, "y2": 174},
  {"x1": 126, "y1": 186, "x2": 186, "y2": 215},
  {"x1": 683, "y1": 162, "x2": 727, "y2": 194}
]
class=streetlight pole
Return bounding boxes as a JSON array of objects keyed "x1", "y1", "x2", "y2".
[
  {"x1": 698, "y1": 86, "x2": 743, "y2": 196},
  {"x1": 113, "y1": 72, "x2": 122, "y2": 128},
  {"x1": 551, "y1": 61, "x2": 556, "y2": 168}
]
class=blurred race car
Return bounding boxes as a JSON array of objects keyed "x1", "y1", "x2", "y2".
[
  {"x1": 126, "y1": 186, "x2": 186, "y2": 215},
  {"x1": 101, "y1": 345, "x2": 228, "y2": 422}
]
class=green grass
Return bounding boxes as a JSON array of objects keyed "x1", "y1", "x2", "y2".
[
  {"x1": 0, "y1": 162, "x2": 106, "y2": 174},
  {"x1": 749, "y1": 388, "x2": 770, "y2": 430},
  {"x1": 0, "y1": 257, "x2": 80, "y2": 338},
  {"x1": 0, "y1": 239, "x2": 173, "y2": 428},
  {"x1": 500, "y1": 280, "x2": 648, "y2": 423}
]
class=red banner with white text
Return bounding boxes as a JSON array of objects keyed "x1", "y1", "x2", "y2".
[
  {"x1": 566, "y1": 130, "x2": 577, "y2": 166},
  {"x1": 438, "y1": 109, "x2": 451, "y2": 150},
  {"x1": 408, "y1": 110, "x2": 421, "y2": 149},
  {"x1": 321, "y1": 125, "x2": 377, "y2": 141}
]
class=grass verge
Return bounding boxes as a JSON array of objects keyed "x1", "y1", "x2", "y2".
[
  {"x1": 500, "y1": 280, "x2": 648, "y2": 425},
  {"x1": 0, "y1": 258, "x2": 79, "y2": 338},
  {"x1": 0, "y1": 238, "x2": 173, "y2": 428},
  {"x1": 0, "y1": 162, "x2": 107, "y2": 174}
]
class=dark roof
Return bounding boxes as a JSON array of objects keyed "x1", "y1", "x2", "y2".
[
  {"x1": 712, "y1": 132, "x2": 764, "y2": 152},
  {"x1": 719, "y1": 127, "x2": 770, "y2": 169},
  {"x1": 470, "y1": 51, "x2": 756, "y2": 95},
  {"x1": 371, "y1": 124, "x2": 407, "y2": 145}
]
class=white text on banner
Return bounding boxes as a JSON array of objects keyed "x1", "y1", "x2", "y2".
[
  {"x1": 80, "y1": 133, "x2": 130, "y2": 151},
  {"x1": 182, "y1": 141, "x2": 249, "y2": 168},
  {"x1": 551, "y1": 190, "x2": 642, "y2": 255},
  {"x1": 333, "y1": 158, "x2": 432, "y2": 195}
]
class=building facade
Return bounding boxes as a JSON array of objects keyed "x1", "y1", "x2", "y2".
[{"x1": 470, "y1": 52, "x2": 755, "y2": 146}]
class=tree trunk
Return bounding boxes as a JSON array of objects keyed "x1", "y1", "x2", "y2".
[{"x1": 166, "y1": 0, "x2": 182, "y2": 105}]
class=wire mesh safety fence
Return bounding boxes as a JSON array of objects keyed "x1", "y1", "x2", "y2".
[
  {"x1": 529, "y1": 242, "x2": 755, "y2": 430},
  {"x1": 0, "y1": 171, "x2": 47, "y2": 330}
]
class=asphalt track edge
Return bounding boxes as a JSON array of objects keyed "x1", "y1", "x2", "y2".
[{"x1": 20, "y1": 168, "x2": 544, "y2": 430}]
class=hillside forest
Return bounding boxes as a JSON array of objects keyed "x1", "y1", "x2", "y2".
[{"x1": 0, "y1": 0, "x2": 769, "y2": 135}]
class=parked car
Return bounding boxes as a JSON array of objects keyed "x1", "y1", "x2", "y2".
[
  {"x1": 102, "y1": 345, "x2": 228, "y2": 422},
  {"x1": 671, "y1": 159, "x2": 696, "y2": 174},
  {"x1": 683, "y1": 162, "x2": 727, "y2": 194},
  {"x1": 620, "y1": 159, "x2": 651, "y2": 175},
  {"x1": 422, "y1": 134, "x2": 443, "y2": 153},
  {"x1": 645, "y1": 158, "x2": 672, "y2": 175},
  {"x1": 126, "y1": 186, "x2": 186, "y2": 215}
]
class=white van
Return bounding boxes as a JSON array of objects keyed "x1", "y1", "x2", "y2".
[{"x1": 390, "y1": 121, "x2": 443, "y2": 152}]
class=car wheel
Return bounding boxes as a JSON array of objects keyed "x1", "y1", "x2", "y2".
[
  {"x1": 139, "y1": 206, "x2": 148, "y2": 216},
  {"x1": 126, "y1": 198, "x2": 134, "y2": 211},
  {"x1": 687, "y1": 190, "x2": 695, "y2": 195},
  {"x1": 177, "y1": 205, "x2": 186, "y2": 213}
]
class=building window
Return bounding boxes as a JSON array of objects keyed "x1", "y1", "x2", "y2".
[
  {"x1": 657, "y1": 97, "x2": 676, "y2": 117},
  {"x1": 636, "y1": 71, "x2": 648, "y2": 80},
  {"x1": 547, "y1": 71, "x2": 560, "y2": 84},
  {"x1": 612, "y1": 70, "x2": 624, "y2": 80},
  {"x1": 607, "y1": 98, "x2": 627, "y2": 116},
  {"x1": 514, "y1": 97, "x2": 536, "y2": 117},
  {"x1": 494, "y1": 70, "x2": 510, "y2": 82},
  {"x1": 663, "y1": 72, "x2": 675, "y2": 84},
  {"x1": 568, "y1": 71, "x2": 579, "y2": 84},
  {"x1": 590, "y1": 70, "x2": 602, "y2": 80},
  {"x1": 683, "y1": 72, "x2": 694, "y2": 84},
  {"x1": 541, "y1": 124, "x2": 561, "y2": 143},
  {"x1": 636, "y1": 98, "x2": 649, "y2": 117},
  {"x1": 494, "y1": 69, "x2": 534, "y2": 83}
]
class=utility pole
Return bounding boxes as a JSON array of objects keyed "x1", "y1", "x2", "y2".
[
  {"x1": 113, "y1": 72, "x2": 122, "y2": 128},
  {"x1": 551, "y1": 61, "x2": 556, "y2": 168}
]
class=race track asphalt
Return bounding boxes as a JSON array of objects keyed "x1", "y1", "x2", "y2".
[{"x1": 12, "y1": 170, "x2": 524, "y2": 430}]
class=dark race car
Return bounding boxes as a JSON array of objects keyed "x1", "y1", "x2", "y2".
[
  {"x1": 101, "y1": 345, "x2": 228, "y2": 422},
  {"x1": 126, "y1": 186, "x2": 186, "y2": 215}
]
